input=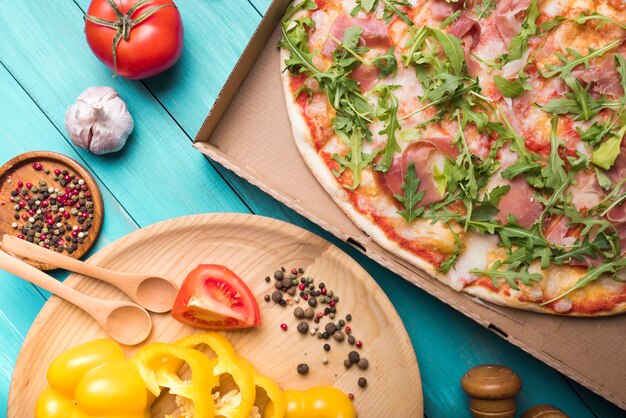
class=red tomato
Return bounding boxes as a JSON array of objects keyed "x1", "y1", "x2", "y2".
[
  {"x1": 172, "y1": 265, "x2": 262, "y2": 330},
  {"x1": 85, "y1": 0, "x2": 184, "y2": 79}
]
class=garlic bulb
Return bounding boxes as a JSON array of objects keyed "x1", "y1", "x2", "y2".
[{"x1": 65, "y1": 86, "x2": 134, "y2": 155}]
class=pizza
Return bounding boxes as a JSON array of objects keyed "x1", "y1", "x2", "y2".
[{"x1": 279, "y1": 0, "x2": 626, "y2": 315}]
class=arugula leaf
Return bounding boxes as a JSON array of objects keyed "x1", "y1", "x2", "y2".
[
  {"x1": 540, "y1": 77, "x2": 618, "y2": 120},
  {"x1": 473, "y1": 0, "x2": 496, "y2": 20},
  {"x1": 595, "y1": 167, "x2": 613, "y2": 190},
  {"x1": 578, "y1": 121, "x2": 613, "y2": 146},
  {"x1": 507, "y1": 0, "x2": 540, "y2": 61},
  {"x1": 439, "y1": 227, "x2": 463, "y2": 273},
  {"x1": 431, "y1": 28, "x2": 465, "y2": 75},
  {"x1": 283, "y1": 0, "x2": 317, "y2": 22},
  {"x1": 372, "y1": 85, "x2": 401, "y2": 172},
  {"x1": 568, "y1": 11, "x2": 626, "y2": 31},
  {"x1": 332, "y1": 130, "x2": 377, "y2": 190},
  {"x1": 542, "y1": 257, "x2": 626, "y2": 305},
  {"x1": 470, "y1": 263, "x2": 543, "y2": 290},
  {"x1": 494, "y1": 75, "x2": 532, "y2": 98},
  {"x1": 541, "y1": 41, "x2": 621, "y2": 79},
  {"x1": 372, "y1": 47, "x2": 398, "y2": 78},
  {"x1": 351, "y1": 0, "x2": 414, "y2": 26},
  {"x1": 592, "y1": 125, "x2": 626, "y2": 170},
  {"x1": 440, "y1": 10, "x2": 461, "y2": 29},
  {"x1": 394, "y1": 162, "x2": 426, "y2": 223},
  {"x1": 542, "y1": 117, "x2": 568, "y2": 191}
]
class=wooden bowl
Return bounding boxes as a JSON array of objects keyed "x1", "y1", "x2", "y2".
[{"x1": 0, "y1": 151, "x2": 103, "y2": 270}]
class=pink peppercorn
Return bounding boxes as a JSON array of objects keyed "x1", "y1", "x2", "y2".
[
  {"x1": 348, "y1": 393, "x2": 354, "y2": 401},
  {"x1": 17, "y1": 181, "x2": 23, "y2": 188},
  {"x1": 17, "y1": 235, "x2": 25, "y2": 240},
  {"x1": 18, "y1": 201, "x2": 25, "y2": 208},
  {"x1": 291, "y1": 268, "x2": 297, "y2": 274},
  {"x1": 345, "y1": 326, "x2": 351, "y2": 334},
  {"x1": 355, "y1": 340, "x2": 363, "y2": 349},
  {"x1": 320, "y1": 288, "x2": 327, "y2": 295},
  {"x1": 25, "y1": 182, "x2": 32, "y2": 189},
  {"x1": 329, "y1": 301, "x2": 336, "y2": 308},
  {"x1": 63, "y1": 175, "x2": 71, "y2": 182},
  {"x1": 54, "y1": 169, "x2": 61, "y2": 175},
  {"x1": 298, "y1": 284, "x2": 305, "y2": 291},
  {"x1": 280, "y1": 323, "x2": 288, "y2": 331}
]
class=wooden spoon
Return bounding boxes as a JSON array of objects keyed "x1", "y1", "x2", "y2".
[
  {"x1": 0, "y1": 250, "x2": 151, "y2": 345},
  {"x1": 2, "y1": 235, "x2": 178, "y2": 313}
]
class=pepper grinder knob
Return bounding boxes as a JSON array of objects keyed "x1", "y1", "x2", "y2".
[{"x1": 461, "y1": 364, "x2": 522, "y2": 418}]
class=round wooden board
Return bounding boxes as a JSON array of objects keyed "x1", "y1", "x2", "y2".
[
  {"x1": 8, "y1": 213, "x2": 422, "y2": 417},
  {"x1": 0, "y1": 151, "x2": 103, "y2": 270}
]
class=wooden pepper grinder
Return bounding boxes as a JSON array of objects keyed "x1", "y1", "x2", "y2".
[{"x1": 461, "y1": 365, "x2": 522, "y2": 418}]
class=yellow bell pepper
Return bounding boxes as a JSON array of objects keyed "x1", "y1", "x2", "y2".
[
  {"x1": 173, "y1": 333, "x2": 256, "y2": 418},
  {"x1": 271, "y1": 387, "x2": 356, "y2": 418},
  {"x1": 131, "y1": 342, "x2": 218, "y2": 418},
  {"x1": 35, "y1": 339, "x2": 149, "y2": 418},
  {"x1": 237, "y1": 357, "x2": 285, "y2": 418}
]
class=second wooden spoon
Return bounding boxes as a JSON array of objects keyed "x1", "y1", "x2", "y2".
[
  {"x1": 0, "y1": 250, "x2": 151, "y2": 345},
  {"x1": 2, "y1": 235, "x2": 178, "y2": 313}
]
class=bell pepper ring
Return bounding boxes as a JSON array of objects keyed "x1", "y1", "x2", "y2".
[
  {"x1": 131, "y1": 342, "x2": 218, "y2": 418},
  {"x1": 269, "y1": 386, "x2": 356, "y2": 418},
  {"x1": 173, "y1": 333, "x2": 257, "y2": 418},
  {"x1": 237, "y1": 356, "x2": 286, "y2": 418},
  {"x1": 35, "y1": 339, "x2": 148, "y2": 418}
]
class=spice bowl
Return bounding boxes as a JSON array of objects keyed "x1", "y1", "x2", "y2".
[{"x1": 0, "y1": 151, "x2": 103, "y2": 270}]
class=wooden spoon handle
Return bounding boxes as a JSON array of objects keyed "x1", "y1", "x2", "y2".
[
  {"x1": 0, "y1": 250, "x2": 96, "y2": 315},
  {"x1": 2, "y1": 234, "x2": 129, "y2": 290}
]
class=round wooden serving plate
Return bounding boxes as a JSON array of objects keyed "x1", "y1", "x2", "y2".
[
  {"x1": 8, "y1": 214, "x2": 422, "y2": 417},
  {"x1": 0, "y1": 151, "x2": 103, "y2": 270}
]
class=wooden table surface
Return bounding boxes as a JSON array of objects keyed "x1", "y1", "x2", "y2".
[{"x1": 0, "y1": 1, "x2": 622, "y2": 417}]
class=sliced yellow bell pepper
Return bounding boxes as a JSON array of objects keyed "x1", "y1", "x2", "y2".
[
  {"x1": 35, "y1": 339, "x2": 149, "y2": 418},
  {"x1": 272, "y1": 387, "x2": 356, "y2": 418},
  {"x1": 173, "y1": 333, "x2": 256, "y2": 418},
  {"x1": 131, "y1": 342, "x2": 218, "y2": 418},
  {"x1": 237, "y1": 357, "x2": 285, "y2": 418}
]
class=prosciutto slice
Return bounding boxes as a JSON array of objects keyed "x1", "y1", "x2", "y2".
[
  {"x1": 379, "y1": 138, "x2": 459, "y2": 208},
  {"x1": 322, "y1": 15, "x2": 390, "y2": 58},
  {"x1": 495, "y1": 0, "x2": 532, "y2": 47},
  {"x1": 495, "y1": 176, "x2": 543, "y2": 228},
  {"x1": 572, "y1": 56, "x2": 625, "y2": 99},
  {"x1": 430, "y1": 0, "x2": 462, "y2": 21},
  {"x1": 351, "y1": 62, "x2": 381, "y2": 91}
]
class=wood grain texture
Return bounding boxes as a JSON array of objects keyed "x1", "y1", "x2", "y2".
[
  {"x1": 0, "y1": 151, "x2": 104, "y2": 270},
  {"x1": 9, "y1": 214, "x2": 422, "y2": 417}
]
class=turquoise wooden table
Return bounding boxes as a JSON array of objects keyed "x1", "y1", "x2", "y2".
[{"x1": 0, "y1": 1, "x2": 623, "y2": 417}]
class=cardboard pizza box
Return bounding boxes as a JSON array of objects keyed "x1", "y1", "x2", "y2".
[{"x1": 194, "y1": 0, "x2": 626, "y2": 409}]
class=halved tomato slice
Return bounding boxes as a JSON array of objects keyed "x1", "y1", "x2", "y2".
[{"x1": 172, "y1": 265, "x2": 261, "y2": 330}]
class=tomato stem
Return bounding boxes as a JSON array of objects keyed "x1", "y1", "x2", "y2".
[{"x1": 84, "y1": 0, "x2": 177, "y2": 77}]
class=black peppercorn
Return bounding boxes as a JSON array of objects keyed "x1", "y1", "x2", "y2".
[
  {"x1": 323, "y1": 343, "x2": 330, "y2": 351},
  {"x1": 357, "y1": 357, "x2": 369, "y2": 370},
  {"x1": 348, "y1": 335, "x2": 356, "y2": 345},
  {"x1": 358, "y1": 377, "x2": 367, "y2": 388},
  {"x1": 344, "y1": 359, "x2": 352, "y2": 369},
  {"x1": 297, "y1": 321, "x2": 309, "y2": 334},
  {"x1": 271, "y1": 290, "x2": 283, "y2": 303},
  {"x1": 293, "y1": 307, "x2": 305, "y2": 319},
  {"x1": 308, "y1": 297, "x2": 318, "y2": 308},
  {"x1": 348, "y1": 351, "x2": 360, "y2": 364},
  {"x1": 297, "y1": 363, "x2": 309, "y2": 375},
  {"x1": 325, "y1": 322, "x2": 337, "y2": 334},
  {"x1": 274, "y1": 270, "x2": 284, "y2": 280},
  {"x1": 264, "y1": 295, "x2": 270, "y2": 302},
  {"x1": 304, "y1": 307, "x2": 315, "y2": 319}
]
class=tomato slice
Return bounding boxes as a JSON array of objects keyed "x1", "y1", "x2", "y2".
[{"x1": 172, "y1": 265, "x2": 261, "y2": 330}]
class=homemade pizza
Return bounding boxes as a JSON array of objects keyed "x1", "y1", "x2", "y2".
[{"x1": 279, "y1": 0, "x2": 626, "y2": 315}]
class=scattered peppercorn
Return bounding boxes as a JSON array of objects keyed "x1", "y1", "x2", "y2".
[
  {"x1": 297, "y1": 364, "x2": 309, "y2": 375},
  {"x1": 344, "y1": 359, "x2": 352, "y2": 369},
  {"x1": 333, "y1": 331, "x2": 345, "y2": 342},
  {"x1": 304, "y1": 307, "x2": 315, "y2": 319},
  {"x1": 322, "y1": 331, "x2": 329, "y2": 339},
  {"x1": 271, "y1": 291, "x2": 282, "y2": 303},
  {"x1": 279, "y1": 299, "x2": 287, "y2": 306},
  {"x1": 357, "y1": 358, "x2": 369, "y2": 370},
  {"x1": 325, "y1": 322, "x2": 337, "y2": 334},
  {"x1": 308, "y1": 297, "x2": 318, "y2": 307},
  {"x1": 293, "y1": 307, "x2": 304, "y2": 318},
  {"x1": 348, "y1": 351, "x2": 360, "y2": 364},
  {"x1": 322, "y1": 357, "x2": 328, "y2": 365},
  {"x1": 280, "y1": 323, "x2": 288, "y2": 331},
  {"x1": 264, "y1": 295, "x2": 270, "y2": 302},
  {"x1": 297, "y1": 321, "x2": 309, "y2": 334},
  {"x1": 346, "y1": 314, "x2": 352, "y2": 321},
  {"x1": 355, "y1": 340, "x2": 363, "y2": 349},
  {"x1": 358, "y1": 377, "x2": 367, "y2": 388},
  {"x1": 265, "y1": 276, "x2": 271, "y2": 283},
  {"x1": 274, "y1": 270, "x2": 284, "y2": 280},
  {"x1": 348, "y1": 335, "x2": 356, "y2": 345},
  {"x1": 348, "y1": 393, "x2": 354, "y2": 401},
  {"x1": 323, "y1": 343, "x2": 330, "y2": 351}
]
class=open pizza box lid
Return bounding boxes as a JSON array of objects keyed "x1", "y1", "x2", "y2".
[{"x1": 194, "y1": 0, "x2": 626, "y2": 409}]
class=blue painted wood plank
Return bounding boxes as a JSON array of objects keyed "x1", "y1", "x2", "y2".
[
  {"x1": 0, "y1": 0, "x2": 250, "y2": 228},
  {"x1": 0, "y1": 62, "x2": 138, "y2": 412},
  {"x1": 248, "y1": 0, "x2": 273, "y2": 15}
]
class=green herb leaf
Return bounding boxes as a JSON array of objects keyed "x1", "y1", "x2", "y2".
[
  {"x1": 440, "y1": 10, "x2": 461, "y2": 29},
  {"x1": 470, "y1": 264, "x2": 543, "y2": 290},
  {"x1": 592, "y1": 126, "x2": 626, "y2": 170},
  {"x1": 541, "y1": 41, "x2": 621, "y2": 79},
  {"x1": 542, "y1": 117, "x2": 568, "y2": 191},
  {"x1": 332, "y1": 129, "x2": 377, "y2": 190},
  {"x1": 507, "y1": 0, "x2": 540, "y2": 61},
  {"x1": 493, "y1": 75, "x2": 532, "y2": 98},
  {"x1": 372, "y1": 47, "x2": 398, "y2": 78},
  {"x1": 473, "y1": 0, "x2": 496, "y2": 20},
  {"x1": 372, "y1": 84, "x2": 401, "y2": 172},
  {"x1": 283, "y1": 0, "x2": 317, "y2": 22},
  {"x1": 540, "y1": 77, "x2": 618, "y2": 120},
  {"x1": 394, "y1": 162, "x2": 426, "y2": 223}
]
